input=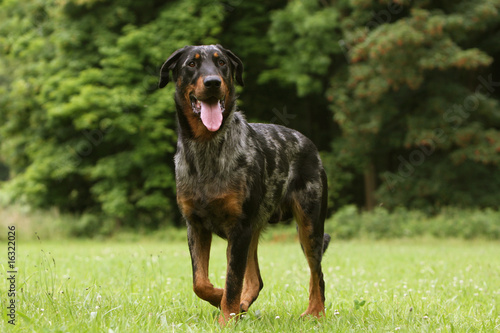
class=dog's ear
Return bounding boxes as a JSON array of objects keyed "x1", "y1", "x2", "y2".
[
  {"x1": 158, "y1": 47, "x2": 187, "y2": 89},
  {"x1": 218, "y1": 45, "x2": 244, "y2": 87}
]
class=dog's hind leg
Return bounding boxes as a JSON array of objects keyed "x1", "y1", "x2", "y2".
[
  {"x1": 187, "y1": 224, "x2": 223, "y2": 308},
  {"x1": 240, "y1": 229, "x2": 264, "y2": 312},
  {"x1": 292, "y1": 170, "x2": 329, "y2": 318}
]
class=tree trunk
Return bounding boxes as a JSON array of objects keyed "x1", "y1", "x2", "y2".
[{"x1": 364, "y1": 162, "x2": 376, "y2": 211}]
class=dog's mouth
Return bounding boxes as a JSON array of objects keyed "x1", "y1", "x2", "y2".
[{"x1": 190, "y1": 95, "x2": 226, "y2": 132}]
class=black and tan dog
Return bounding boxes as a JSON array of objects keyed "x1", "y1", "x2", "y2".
[{"x1": 158, "y1": 45, "x2": 330, "y2": 325}]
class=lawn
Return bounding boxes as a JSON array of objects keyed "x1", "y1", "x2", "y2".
[{"x1": 1, "y1": 237, "x2": 499, "y2": 332}]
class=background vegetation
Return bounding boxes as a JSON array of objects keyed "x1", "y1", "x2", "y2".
[{"x1": 1, "y1": 0, "x2": 499, "y2": 233}]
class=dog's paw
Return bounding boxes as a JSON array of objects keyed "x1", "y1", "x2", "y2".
[
  {"x1": 239, "y1": 301, "x2": 250, "y2": 312},
  {"x1": 300, "y1": 306, "x2": 325, "y2": 319}
]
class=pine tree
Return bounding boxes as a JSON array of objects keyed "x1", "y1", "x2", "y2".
[{"x1": 267, "y1": 0, "x2": 500, "y2": 210}]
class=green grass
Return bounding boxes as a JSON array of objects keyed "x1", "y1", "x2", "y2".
[{"x1": 1, "y1": 237, "x2": 499, "y2": 332}]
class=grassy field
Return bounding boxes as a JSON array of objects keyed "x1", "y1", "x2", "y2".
[{"x1": 1, "y1": 236, "x2": 499, "y2": 332}]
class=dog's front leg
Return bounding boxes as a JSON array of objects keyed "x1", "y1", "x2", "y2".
[
  {"x1": 218, "y1": 225, "x2": 252, "y2": 325},
  {"x1": 187, "y1": 224, "x2": 223, "y2": 307}
]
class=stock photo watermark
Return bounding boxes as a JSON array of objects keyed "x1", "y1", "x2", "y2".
[
  {"x1": 270, "y1": 106, "x2": 296, "y2": 126},
  {"x1": 6, "y1": 226, "x2": 17, "y2": 325},
  {"x1": 55, "y1": 122, "x2": 115, "y2": 181},
  {"x1": 384, "y1": 74, "x2": 500, "y2": 191},
  {"x1": 338, "y1": 0, "x2": 412, "y2": 63}
]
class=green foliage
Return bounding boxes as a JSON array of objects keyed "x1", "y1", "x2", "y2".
[
  {"x1": 264, "y1": 0, "x2": 343, "y2": 96},
  {"x1": 4, "y1": 202, "x2": 498, "y2": 240},
  {"x1": 327, "y1": 205, "x2": 500, "y2": 240},
  {"x1": 266, "y1": 0, "x2": 500, "y2": 210},
  {"x1": 1, "y1": 0, "x2": 500, "y2": 230},
  {"x1": 0, "y1": 0, "x2": 227, "y2": 227}
]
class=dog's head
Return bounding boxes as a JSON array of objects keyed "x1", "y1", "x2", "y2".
[{"x1": 158, "y1": 45, "x2": 243, "y2": 135}]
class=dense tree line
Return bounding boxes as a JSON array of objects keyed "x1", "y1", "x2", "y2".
[{"x1": 1, "y1": 0, "x2": 499, "y2": 230}]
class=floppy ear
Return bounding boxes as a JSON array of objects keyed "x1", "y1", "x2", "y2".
[
  {"x1": 158, "y1": 47, "x2": 187, "y2": 89},
  {"x1": 218, "y1": 45, "x2": 244, "y2": 87}
]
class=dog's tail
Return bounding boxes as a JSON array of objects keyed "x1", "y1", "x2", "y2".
[
  {"x1": 319, "y1": 168, "x2": 331, "y2": 255},
  {"x1": 322, "y1": 233, "x2": 331, "y2": 254}
]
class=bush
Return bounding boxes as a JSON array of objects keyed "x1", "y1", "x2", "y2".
[
  {"x1": 69, "y1": 213, "x2": 117, "y2": 238},
  {"x1": 326, "y1": 206, "x2": 500, "y2": 240},
  {"x1": 427, "y1": 208, "x2": 500, "y2": 240}
]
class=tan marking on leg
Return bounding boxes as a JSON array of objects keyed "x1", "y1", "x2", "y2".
[
  {"x1": 193, "y1": 271, "x2": 223, "y2": 308},
  {"x1": 219, "y1": 293, "x2": 241, "y2": 326},
  {"x1": 189, "y1": 227, "x2": 223, "y2": 308},
  {"x1": 240, "y1": 231, "x2": 263, "y2": 312},
  {"x1": 177, "y1": 193, "x2": 194, "y2": 219},
  {"x1": 292, "y1": 196, "x2": 325, "y2": 318},
  {"x1": 219, "y1": 242, "x2": 243, "y2": 326},
  {"x1": 301, "y1": 271, "x2": 325, "y2": 318}
]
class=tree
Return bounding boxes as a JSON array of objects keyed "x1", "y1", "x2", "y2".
[
  {"x1": 267, "y1": 0, "x2": 500, "y2": 211},
  {"x1": 0, "y1": 0, "x2": 304, "y2": 230},
  {"x1": 1, "y1": 0, "x2": 499, "y2": 232},
  {"x1": 0, "y1": 0, "x2": 227, "y2": 229}
]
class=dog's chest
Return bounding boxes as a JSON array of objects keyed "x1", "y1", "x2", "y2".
[
  {"x1": 175, "y1": 171, "x2": 248, "y2": 237},
  {"x1": 174, "y1": 133, "x2": 253, "y2": 235},
  {"x1": 177, "y1": 185, "x2": 245, "y2": 236}
]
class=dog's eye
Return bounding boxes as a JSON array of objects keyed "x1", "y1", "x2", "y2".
[
  {"x1": 218, "y1": 60, "x2": 226, "y2": 66},
  {"x1": 188, "y1": 61, "x2": 196, "y2": 68}
]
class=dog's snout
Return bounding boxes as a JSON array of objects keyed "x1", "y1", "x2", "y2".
[{"x1": 204, "y1": 76, "x2": 222, "y2": 89}]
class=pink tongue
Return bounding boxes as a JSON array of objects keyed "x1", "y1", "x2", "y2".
[{"x1": 200, "y1": 100, "x2": 223, "y2": 132}]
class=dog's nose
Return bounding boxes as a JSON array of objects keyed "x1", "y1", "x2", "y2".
[{"x1": 204, "y1": 76, "x2": 222, "y2": 88}]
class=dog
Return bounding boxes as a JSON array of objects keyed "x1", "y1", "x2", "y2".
[{"x1": 158, "y1": 45, "x2": 330, "y2": 325}]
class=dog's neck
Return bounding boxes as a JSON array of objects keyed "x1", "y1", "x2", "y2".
[{"x1": 174, "y1": 108, "x2": 249, "y2": 178}]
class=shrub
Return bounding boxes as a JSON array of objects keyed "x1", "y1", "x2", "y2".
[{"x1": 326, "y1": 206, "x2": 500, "y2": 240}]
